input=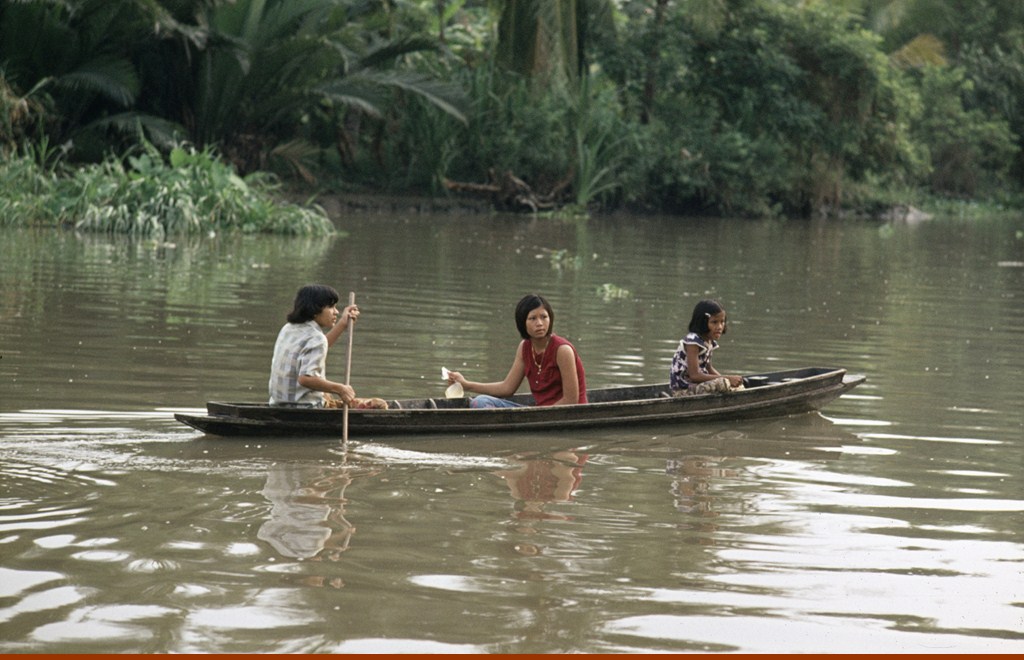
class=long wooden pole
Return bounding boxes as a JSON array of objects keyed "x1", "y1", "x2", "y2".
[{"x1": 342, "y1": 291, "x2": 355, "y2": 442}]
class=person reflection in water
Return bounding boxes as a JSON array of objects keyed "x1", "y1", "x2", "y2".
[
  {"x1": 494, "y1": 450, "x2": 588, "y2": 557},
  {"x1": 666, "y1": 456, "x2": 738, "y2": 543},
  {"x1": 258, "y1": 462, "x2": 380, "y2": 586}
]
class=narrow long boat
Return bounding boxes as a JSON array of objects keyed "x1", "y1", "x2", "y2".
[{"x1": 174, "y1": 367, "x2": 865, "y2": 438}]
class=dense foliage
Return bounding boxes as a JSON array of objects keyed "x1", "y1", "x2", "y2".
[
  {"x1": 1, "y1": 0, "x2": 1022, "y2": 229},
  {"x1": 0, "y1": 143, "x2": 335, "y2": 236}
]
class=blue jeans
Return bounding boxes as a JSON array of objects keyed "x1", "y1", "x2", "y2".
[{"x1": 470, "y1": 395, "x2": 525, "y2": 409}]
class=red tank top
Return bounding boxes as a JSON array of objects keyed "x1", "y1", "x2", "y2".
[{"x1": 521, "y1": 334, "x2": 587, "y2": 405}]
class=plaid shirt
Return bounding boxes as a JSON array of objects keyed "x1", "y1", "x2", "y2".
[{"x1": 268, "y1": 320, "x2": 328, "y2": 406}]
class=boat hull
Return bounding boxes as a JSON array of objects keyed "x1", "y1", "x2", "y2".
[{"x1": 174, "y1": 367, "x2": 865, "y2": 438}]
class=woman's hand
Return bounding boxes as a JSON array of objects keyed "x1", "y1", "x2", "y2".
[{"x1": 341, "y1": 304, "x2": 359, "y2": 324}]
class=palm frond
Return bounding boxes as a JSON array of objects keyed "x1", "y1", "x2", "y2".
[
  {"x1": 890, "y1": 33, "x2": 947, "y2": 69},
  {"x1": 269, "y1": 138, "x2": 320, "y2": 184},
  {"x1": 317, "y1": 78, "x2": 387, "y2": 119},
  {"x1": 367, "y1": 72, "x2": 468, "y2": 124},
  {"x1": 356, "y1": 34, "x2": 441, "y2": 70},
  {"x1": 51, "y1": 56, "x2": 139, "y2": 107},
  {"x1": 87, "y1": 112, "x2": 188, "y2": 149},
  {"x1": 319, "y1": 71, "x2": 468, "y2": 124}
]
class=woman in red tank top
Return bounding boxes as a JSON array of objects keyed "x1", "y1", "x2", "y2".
[{"x1": 445, "y1": 294, "x2": 587, "y2": 408}]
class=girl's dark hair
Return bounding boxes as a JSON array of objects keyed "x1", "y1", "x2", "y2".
[
  {"x1": 515, "y1": 293, "x2": 554, "y2": 339},
  {"x1": 688, "y1": 299, "x2": 726, "y2": 336},
  {"x1": 287, "y1": 284, "x2": 340, "y2": 323}
]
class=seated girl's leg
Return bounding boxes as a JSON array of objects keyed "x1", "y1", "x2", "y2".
[
  {"x1": 470, "y1": 395, "x2": 524, "y2": 409},
  {"x1": 672, "y1": 378, "x2": 743, "y2": 397}
]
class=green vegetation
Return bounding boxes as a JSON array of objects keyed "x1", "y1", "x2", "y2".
[
  {"x1": 0, "y1": 143, "x2": 335, "y2": 237},
  {"x1": 2, "y1": 0, "x2": 1023, "y2": 231}
]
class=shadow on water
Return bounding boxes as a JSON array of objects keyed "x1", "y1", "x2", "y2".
[{"x1": 346, "y1": 410, "x2": 861, "y2": 461}]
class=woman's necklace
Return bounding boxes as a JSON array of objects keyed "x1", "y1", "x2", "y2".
[{"x1": 531, "y1": 342, "x2": 546, "y2": 378}]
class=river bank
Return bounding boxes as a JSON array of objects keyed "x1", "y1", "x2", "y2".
[
  {"x1": 305, "y1": 191, "x2": 494, "y2": 218},
  {"x1": 298, "y1": 189, "x2": 946, "y2": 224}
]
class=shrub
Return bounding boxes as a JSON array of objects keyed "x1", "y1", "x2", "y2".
[
  {"x1": 912, "y1": 65, "x2": 1019, "y2": 196},
  {"x1": 0, "y1": 143, "x2": 336, "y2": 237}
]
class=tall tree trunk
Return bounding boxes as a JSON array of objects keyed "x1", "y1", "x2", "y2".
[
  {"x1": 496, "y1": 0, "x2": 580, "y2": 89},
  {"x1": 641, "y1": 0, "x2": 670, "y2": 125}
]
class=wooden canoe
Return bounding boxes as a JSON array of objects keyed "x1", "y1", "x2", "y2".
[{"x1": 174, "y1": 367, "x2": 865, "y2": 438}]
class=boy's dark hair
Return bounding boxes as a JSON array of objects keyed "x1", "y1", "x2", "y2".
[
  {"x1": 688, "y1": 299, "x2": 726, "y2": 336},
  {"x1": 287, "y1": 284, "x2": 340, "y2": 323},
  {"x1": 515, "y1": 294, "x2": 554, "y2": 339}
]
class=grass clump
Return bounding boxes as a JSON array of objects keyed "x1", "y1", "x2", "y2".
[{"x1": 0, "y1": 143, "x2": 336, "y2": 238}]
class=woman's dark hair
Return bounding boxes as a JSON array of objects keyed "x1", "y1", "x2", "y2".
[
  {"x1": 688, "y1": 299, "x2": 726, "y2": 336},
  {"x1": 287, "y1": 284, "x2": 340, "y2": 323},
  {"x1": 515, "y1": 294, "x2": 554, "y2": 339}
]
